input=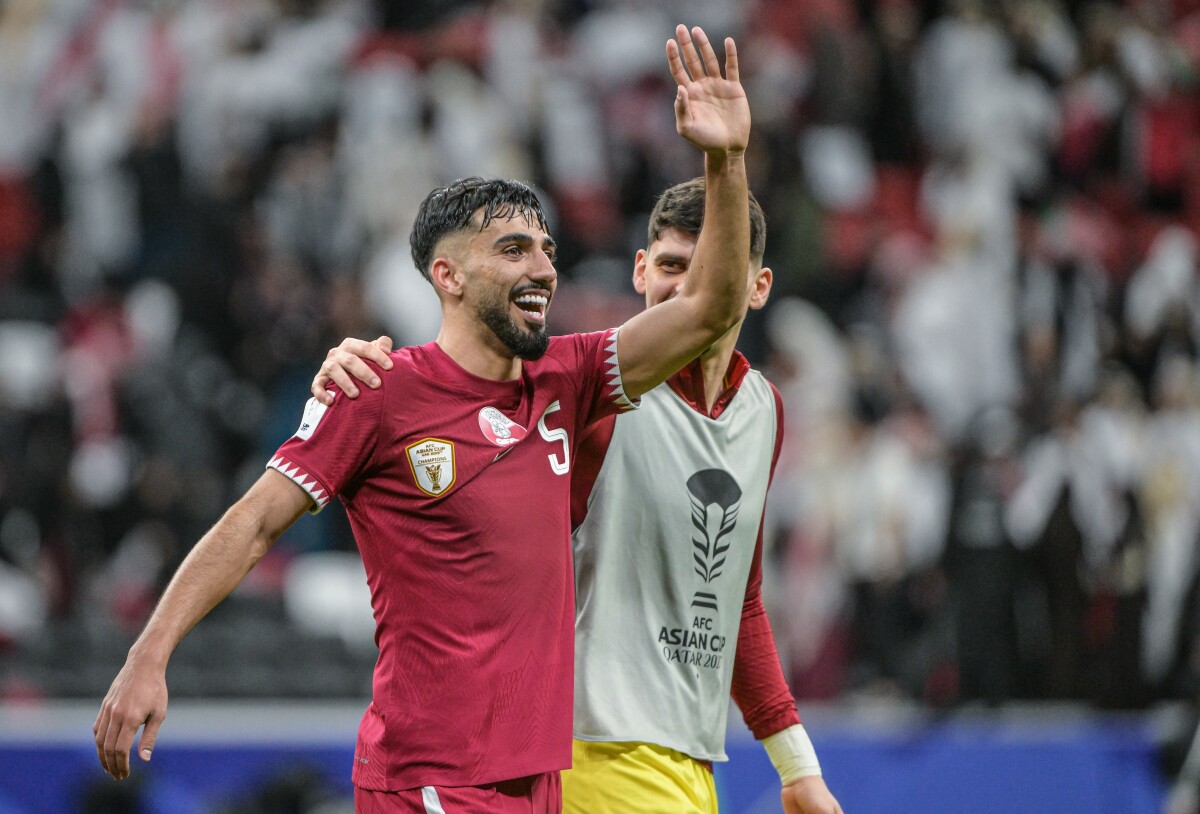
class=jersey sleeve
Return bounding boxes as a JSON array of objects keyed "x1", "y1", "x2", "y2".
[
  {"x1": 566, "y1": 328, "x2": 640, "y2": 429},
  {"x1": 731, "y1": 380, "x2": 802, "y2": 739},
  {"x1": 266, "y1": 370, "x2": 387, "y2": 513}
]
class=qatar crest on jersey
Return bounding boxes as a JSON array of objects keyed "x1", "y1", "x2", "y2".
[
  {"x1": 406, "y1": 438, "x2": 456, "y2": 497},
  {"x1": 477, "y1": 406, "x2": 527, "y2": 447}
]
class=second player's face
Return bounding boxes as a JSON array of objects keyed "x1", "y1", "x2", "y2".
[
  {"x1": 637, "y1": 227, "x2": 698, "y2": 308},
  {"x1": 464, "y1": 211, "x2": 559, "y2": 360},
  {"x1": 634, "y1": 226, "x2": 770, "y2": 318}
]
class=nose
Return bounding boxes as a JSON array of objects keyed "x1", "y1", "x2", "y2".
[{"x1": 530, "y1": 250, "x2": 557, "y2": 283}]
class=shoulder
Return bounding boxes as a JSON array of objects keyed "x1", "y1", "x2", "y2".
[
  {"x1": 530, "y1": 330, "x2": 617, "y2": 372},
  {"x1": 320, "y1": 346, "x2": 424, "y2": 416},
  {"x1": 549, "y1": 330, "x2": 616, "y2": 356},
  {"x1": 739, "y1": 368, "x2": 780, "y2": 410},
  {"x1": 373, "y1": 345, "x2": 430, "y2": 387},
  {"x1": 385, "y1": 344, "x2": 424, "y2": 374},
  {"x1": 740, "y1": 369, "x2": 784, "y2": 442}
]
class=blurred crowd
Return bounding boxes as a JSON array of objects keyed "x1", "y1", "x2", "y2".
[{"x1": 1, "y1": 0, "x2": 1200, "y2": 714}]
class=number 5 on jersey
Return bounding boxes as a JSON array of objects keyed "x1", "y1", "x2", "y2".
[{"x1": 538, "y1": 401, "x2": 569, "y2": 475}]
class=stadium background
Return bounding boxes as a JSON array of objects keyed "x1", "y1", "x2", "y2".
[{"x1": 1, "y1": 0, "x2": 1199, "y2": 811}]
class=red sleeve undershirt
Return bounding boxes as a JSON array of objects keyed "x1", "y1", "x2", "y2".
[{"x1": 730, "y1": 380, "x2": 802, "y2": 740}]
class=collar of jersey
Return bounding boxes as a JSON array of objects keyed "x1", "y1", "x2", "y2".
[
  {"x1": 422, "y1": 340, "x2": 527, "y2": 398},
  {"x1": 666, "y1": 350, "x2": 751, "y2": 420}
]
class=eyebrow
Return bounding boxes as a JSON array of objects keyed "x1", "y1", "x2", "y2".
[
  {"x1": 653, "y1": 252, "x2": 690, "y2": 266},
  {"x1": 493, "y1": 232, "x2": 558, "y2": 254}
]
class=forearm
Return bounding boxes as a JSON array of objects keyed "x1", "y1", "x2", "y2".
[
  {"x1": 615, "y1": 151, "x2": 751, "y2": 397},
  {"x1": 733, "y1": 593, "x2": 801, "y2": 739},
  {"x1": 130, "y1": 504, "x2": 270, "y2": 666},
  {"x1": 95, "y1": 458, "x2": 332, "y2": 780},
  {"x1": 128, "y1": 475, "x2": 305, "y2": 666},
  {"x1": 682, "y1": 149, "x2": 749, "y2": 332}
]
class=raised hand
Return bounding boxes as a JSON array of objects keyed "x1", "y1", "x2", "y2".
[{"x1": 666, "y1": 24, "x2": 750, "y2": 157}]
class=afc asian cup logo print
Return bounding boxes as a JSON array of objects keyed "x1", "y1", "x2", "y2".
[
  {"x1": 687, "y1": 469, "x2": 741, "y2": 612},
  {"x1": 478, "y1": 407, "x2": 527, "y2": 447}
]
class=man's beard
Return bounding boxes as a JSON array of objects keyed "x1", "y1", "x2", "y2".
[{"x1": 475, "y1": 290, "x2": 550, "y2": 361}]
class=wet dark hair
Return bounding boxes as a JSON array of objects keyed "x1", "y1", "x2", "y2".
[
  {"x1": 409, "y1": 177, "x2": 549, "y2": 283},
  {"x1": 646, "y1": 177, "x2": 766, "y2": 262}
]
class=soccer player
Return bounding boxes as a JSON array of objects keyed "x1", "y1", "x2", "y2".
[
  {"x1": 317, "y1": 175, "x2": 843, "y2": 813},
  {"x1": 94, "y1": 23, "x2": 752, "y2": 814}
]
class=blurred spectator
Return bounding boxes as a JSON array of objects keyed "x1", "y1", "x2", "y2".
[{"x1": 946, "y1": 406, "x2": 1021, "y2": 705}]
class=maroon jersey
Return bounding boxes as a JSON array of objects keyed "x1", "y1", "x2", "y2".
[{"x1": 267, "y1": 330, "x2": 634, "y2": 791}]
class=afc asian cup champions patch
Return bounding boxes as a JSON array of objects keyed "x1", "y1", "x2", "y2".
[
  {"x1": 406, "y1": 438, "x2": 456, "y2": 497},
  {"x1": 294, "y1": 397, "x2": 329, "y2": 441}
]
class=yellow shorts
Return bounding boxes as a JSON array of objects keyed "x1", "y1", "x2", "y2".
[{"x1": 561, "y1": 739, "x2": 719, "y2": 814}]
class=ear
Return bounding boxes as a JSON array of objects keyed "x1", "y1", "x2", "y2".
[
  {"x1": 430, "y1": 256, "x2": 463, "y2": 299},
  {"x1": 633, "y1": 249, "x2": 649, "y2": 295},
  {"x1": 748, "y1": 266, "x2": 773, "y2": 311}
]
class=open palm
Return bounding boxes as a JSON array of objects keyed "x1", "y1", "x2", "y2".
[{"x1": 666, "y1": 24, "x2": 750, "y2": 155}]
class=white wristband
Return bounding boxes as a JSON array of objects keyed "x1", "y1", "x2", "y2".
[{"x1": 762, "y1": 724, "x2": 822, "y2": 784}]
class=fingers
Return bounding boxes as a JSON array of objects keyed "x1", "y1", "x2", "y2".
[
  {"x1": 674, "y1": 85, "x2": 689, "y2": 129},
  {"x1": 138, "y1": 708, "x2": 165, "y2": 763},
  {"x1": 312, "y1": 338, "x2": 392, "y2": 404},
  {"x1": 113, "y1": 715, "x2": 141, "y2": 779},
  {"x1": 311, "y1": 372, "x2": 335, "y2": 405},
  {"x1": 676, "y1": 24, "x2": 705, "y2": 81},
  {"x1": 329, "y1": 351, "x2": 379, "y2": 398},
  {"x1": 692, "y1": 26, "x2": 721, "y2": 78},
  {"x1": 666, "y1": 39, "x2": 690, "y2": 86},
  {"x1": 315, "y1": 363, "x2": 357, "y2": 402},
  {"x1": 372, "y1": 335, "x2": 394, "y2": 355},
  {"x1": 102, "y1": 711, "x2": 134, "y2": 780},
  {"x1": 94, "y1": 704, "x2": 113, "y2": 776},
  {"x1": 346, "y1": 337, "x2": 393, "y2": 370},
  {"x1": 667, "y1": 25, "x2": 737, "y2": 85}
]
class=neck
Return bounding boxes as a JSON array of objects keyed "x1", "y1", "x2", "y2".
[
  {"x1": 435, "y1": 322, "x2": 523, "y2": 381},
  {"x1": 695, "y1": 323, "x2": 741, "y2": 411}
]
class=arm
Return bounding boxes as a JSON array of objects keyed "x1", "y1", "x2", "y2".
[
  {"x1": 732, "y1": 534, "x2": 801, "y2": 738},
  {"x1": 616, "y1": 24, "x2": 752, "y2": 401},
  {"x1": 733, "y1": 387, "x2": 842, "y2": 814},
  {"x1": 733, "y1": 383, "x2": 798, "y2": 739},
  {"x1": 308, "y1": 25, "x2": 752, "y2": 406},
  {"x1": 93, "y1": 470, "x2": 311, "y2": 780},
  {"x1": 736, "y1": 538, "x2": 841, "y2": 814},
  {"x1": 738, "y1": 560, "x2": 843, "y2": 814}
]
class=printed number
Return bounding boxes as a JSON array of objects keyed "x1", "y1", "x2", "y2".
[{"x1": 538, "y1": 400, "x2": 570, "y2": 475}]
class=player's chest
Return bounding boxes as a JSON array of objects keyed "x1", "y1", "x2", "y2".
[
  {"x1": 379, "y1": 393, "x2": 583, "y2": 501},
  {"x1": 609, "y1": 390, "x2": 774, "y2": 473}
]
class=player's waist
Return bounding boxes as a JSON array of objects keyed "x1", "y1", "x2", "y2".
[
  {"x1": 571, "y1": 707, "x2": 732, "y2": 764},
  {"x1": 570, "y1": 738, "x2": 718, "y2": 771}
]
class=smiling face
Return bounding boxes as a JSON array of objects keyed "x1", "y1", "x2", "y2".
[
  {"x1": 438, "y1": 210, "x2": 559, "y2": 361},
  {"x1": 633, "y1": 226, "x2": 771, "y2": 317}
]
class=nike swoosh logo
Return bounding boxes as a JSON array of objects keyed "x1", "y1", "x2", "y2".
[{"x1": 493, "y1": 448, "x2": 514, "y2": 463}]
